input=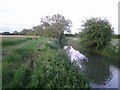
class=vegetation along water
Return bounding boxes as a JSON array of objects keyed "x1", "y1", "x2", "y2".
[
  {"x1": 1, "y1": 14, "x2": 120, "y2": 89},
  {"x1": 2, "y1": 36, "x2": 90, "y2": 88}
]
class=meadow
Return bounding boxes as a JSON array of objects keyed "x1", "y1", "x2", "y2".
[
  {"x1": 1, "y1": 35, "x2": 39, "y2": 48},
  {"x1": 1, "y1": 35, "x2": 90, "y2": 88}
]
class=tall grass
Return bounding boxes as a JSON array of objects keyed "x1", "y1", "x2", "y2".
[
  {"x1": 2, "y1": 38, "x2": 33, "y2": 48},
  {"x1": 101, "y1": 45, "x2": 118, "y2": 59},
  {"x1": 0, "y1": 60, "x2": 2, "y2": 90},
  {"x1": 101, "y1": 39, "x2": 120, "y2": 60},
  {"x1": 2, "y1": 38, "x2": 41, "y2": 88},
  {"x1": 2, "y1": 37, "x2": 90, "y2": 88},
  {"x1": 67, "y1": 37, "x2": 120, "y2": 61},
  {"x1": 27, "y1": 48, "x2": 89, "y2": 88}
]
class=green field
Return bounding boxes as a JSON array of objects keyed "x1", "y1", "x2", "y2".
[{"x1": 1, "y1": 36, "x2": 90, "y2": 88}]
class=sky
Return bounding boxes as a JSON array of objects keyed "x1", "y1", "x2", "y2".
[{"x1": 0, "y1": 0, "x2": 119, "y2": 34}]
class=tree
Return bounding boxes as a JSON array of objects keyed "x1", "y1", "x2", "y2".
[
  {"x1": 2, "y1": 32, "x2": 11, "y2": 35},
  {"x1": 80, "y1": 17, "x2": 114, "y2": 50},
  {"x1": 33, "y1": 26, "x2": 43, "y2": 36},
  {"x1": 20, "y1": 29, "x2": 33, "y2": 35},
  {"x1": 13, "y1": 31, "x2": 19, "y2": 35},
  {"x1": 33, "y1": 14, "x2": 72, "y2": 40}
]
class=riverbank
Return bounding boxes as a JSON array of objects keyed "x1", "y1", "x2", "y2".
[
  {"x1": 66, "y1": 37, "x2": 120, "y2": 62},
  {"x1": 63, "y1": 45, "x2": 120, "y2": 88},
  {"x1": 2, "y1": 36, "x2": 90, "y2": 88}
]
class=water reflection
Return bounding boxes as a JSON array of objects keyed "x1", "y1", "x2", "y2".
[
  {"x1": 64, "y1": 46, "x2": 120, "y2": 88},
  {"x1": 64, "y1": 46, "x2": 87, "y2": 68},
  {"x1": 90, "y1": 65, "x2": 120, "y2": 88},
  {"x1": 82, "y1": 53, "x2": 112, "y2": 85}
]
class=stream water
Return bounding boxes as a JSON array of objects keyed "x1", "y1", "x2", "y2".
[{"x1": 64, "y1": 46, "x2": 120, "y2": 89}]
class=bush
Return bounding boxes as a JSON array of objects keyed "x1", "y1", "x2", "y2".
[
  {"x1": 80, "y1": 17, "x2": 114, "y2": 50},
  {"x1": 101, "y1": 42, "x2": 120, "y2": 60},
  {"x1": 27, "y1": 48, "x2": 90, "y2": 88},
  {"x1": 8, "y1": 65, "x2": 31, "y2": 88},
  {"x1": 101, "y1": 45, "x2": 118, "y2": 59},
  {"x1": 2, "y1": 38, "x2": 90, "y2": 88}
]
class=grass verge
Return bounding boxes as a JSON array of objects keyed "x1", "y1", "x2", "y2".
[
  {"x1": 2, "y1": 38, "x2": 33, "y2": 48},
  {"x1": 2, "y1": 37, "x2": 90, "y2": 88}
]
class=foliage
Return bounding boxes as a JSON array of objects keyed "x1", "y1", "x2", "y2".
[
  {"x1": 80, "y1": 17, "x2": 114, "y2": 50},
  {"x1": 19, "y1": 14, "x2": 72, "y2": 41},
  {"x1": 20, "y1": 29, "x2": 34, "y2": 35},
  {"x1": 67, "y1": 37, "x2": 120, "y2": 61},
  {"x1": 101, "y1": 39, "x2": 120, "y2": 60},
  {"x1": 2, "y1": 32, "x2": 13, "y2": 35},
  {"x1": 27, "y1": 45, "x2": 90, "y2": 88},
  {"x1": 2, "y1": 37, "x2": 90, "y2": 88},
  {"x1": 65, "y1": 34, "x2": 75, "y2": 37},
  {"x1": 2, "y1": 38, "x2": 41, "y2": 88},
  {"x1": 40, "y1": 14, "x2": 72, "y2": 33},
  {"x1": 101, "y1": 45, "x2": 118, "y2": 59},
  {"x1": 22, "y1": 14, "x2": 72, "y2": 40},
  {"x1": 0, "y1": 60, "x2": 2, "y2": 90},
  {"x1": 113, "y1": 34, "x2": 120, "y2": 38}
]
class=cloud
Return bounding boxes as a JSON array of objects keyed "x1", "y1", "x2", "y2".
[
  {"x1": 0, "y1": 0, "x2": 119, "y2": 34},
  {"x1": 0, "y1": 23, "x2": 33, "y2": 33}
]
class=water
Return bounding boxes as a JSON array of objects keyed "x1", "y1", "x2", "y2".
[{"x1": 64, "y1": 46, "x2": 120, "y2": 89}]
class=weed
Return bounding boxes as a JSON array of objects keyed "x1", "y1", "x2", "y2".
[
  {"x1": 2, "y1": 37, "x2": 90, "y2": 88},
  {"x1": 2, "y1": 38, "x2": 28, "y2": 47},
  {"x1": 28, "y1": 46, "x2": 90, "y2": 88}
]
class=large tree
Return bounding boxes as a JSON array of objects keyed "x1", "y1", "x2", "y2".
[
  {"x1": 80, "y1": 17, "x2": 114, "y2": 50},
  {"x1": 33, "y1": 14, "x2": 72, "y2": 40},
  {"x1": 20, "y1": 29, "x2": 33, "y2": 35}
]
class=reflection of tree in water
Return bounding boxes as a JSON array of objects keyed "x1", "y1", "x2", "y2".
[
  {"x1": 82, "y1": 52, "x2": 112, "y2": 85},
  {"x1": 64, "y1": 46, "x2": 117, "y2": 85}
]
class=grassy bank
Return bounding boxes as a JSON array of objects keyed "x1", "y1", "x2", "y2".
[
  {"x1": 101, "y1": 39, "x2": 120, "y2": 61},
  {"x1": 0, "y1": 60, "x2": 2, "y2": 90},
  {"x1": 66, "y1": 37, "x2": 120, "y2": 61},
  {"x1": 2, "y1": 36, "x2": 90, "y2": 88},
  {"x1": 1, "y1": 36, "x2": 39, "y2": 48}
]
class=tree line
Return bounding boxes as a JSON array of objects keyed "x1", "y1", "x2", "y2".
[
  {"x1": 21, "y1": 14, "x2": 72, "y2": 41},
  {"x1": 1, "y1": 14, "x2": 72, "y2": 40},
  {"x1": 2, "y1": 14, "x2": 119, "y2": 50}
]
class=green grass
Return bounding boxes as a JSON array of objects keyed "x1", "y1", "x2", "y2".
[
  {"x1": 101, "y1": 45, "x2": 118, "y2": 59},
  {"x1": 2, "y1": 37, "x2": 90, "y2": 88},
  {"x1": 0, "y1": 36, "x2": 2, "y2": 89},
  {"x1": 67, "y1": 37, "x2": 120, "y2": 61},
  {"x1": 2, "y1": 38, "x2": 33, "y2": 48},
  {"x1": 0, "y1": 60, "x2": 2, "y2": 90},
  {"x1": 66, "y1": 37, "x2": 80, "y2": 47},
  {"x1": 27, "y1": 47, "x2": 89, "y2": 88},
  {"x1": 2, "y1": 38, "x2": 41, "y2": 88},
  {"x1": 101, "y1": 39, "x2": 120, "y2": 60}
]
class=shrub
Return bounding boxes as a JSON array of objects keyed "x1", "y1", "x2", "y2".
[
  {"x1": 80, "y1": 17, "x2": 114, "y2": 50},
  {"x1": 101, "y1": 42, "x2": 120, "y2": 60},
  {"x1": 8, "y1": 65, "x2": 30, "y2": 88},
  {"x1": 27, "y1": 48, "x2": 90, "y2": 88},
  {"x1": 2, "y1": 38, "x2": 90, "y2": 88}
]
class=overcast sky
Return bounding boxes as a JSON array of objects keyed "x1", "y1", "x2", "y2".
[{"x1": 0, "y1": 0, "x2": 119, "y2": 34}]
